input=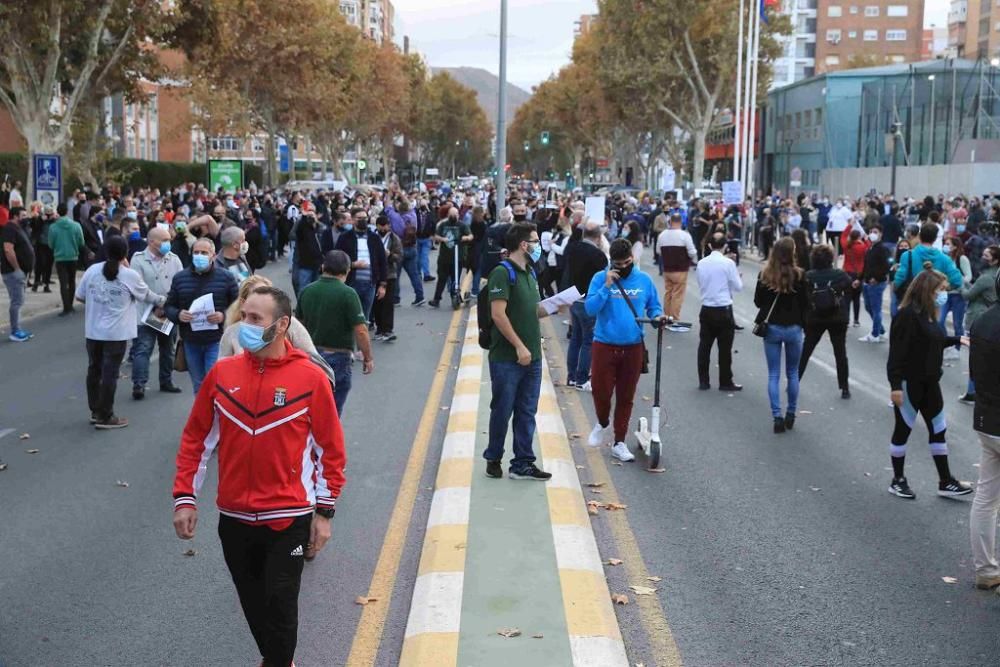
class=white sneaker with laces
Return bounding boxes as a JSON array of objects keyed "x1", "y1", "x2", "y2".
[
  {"x1": 877, "y1": 334, "x2": 889, "y2": 343},
  {"x1": 858, "y1": 334, "x2": 878, "y2": 343},
  {"x1": 610, "y1": 441, "x2": 635, "y2": 462},
  {"x1": 577, "y1": 380, "x2": 592, "y2": 392},
  {"x1": 588, "y1": 422, "x2": 611, "y2": 447}
]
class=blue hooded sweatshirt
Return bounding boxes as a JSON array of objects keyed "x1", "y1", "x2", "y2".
[
  {"x1": 585, "y1": 268, "x2": 663, "y2": 345},
  {"x1": 893, "y1": 245, "x2": 963, "y2": 290}
]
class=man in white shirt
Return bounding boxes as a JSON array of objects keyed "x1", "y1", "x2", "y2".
[
  {"x1": 695, "y1": 233, "x2": 743, "y2": 391},
  {"x1": 656, "y1": 213, "x2": 696, "y2": 322},
  {"x1": 826, "y1": 200, "x2": 852, "y2": 255}
]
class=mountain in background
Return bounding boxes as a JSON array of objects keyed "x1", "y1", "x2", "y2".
[{"x1": 432, "y1": 67, "x2": 532, "y2": 128}]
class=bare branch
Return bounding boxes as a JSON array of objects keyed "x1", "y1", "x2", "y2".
[
  {"x1": 683, "y1": 30, "x2": 712, "y2": 104},
  {"x1": 657, "y1": 102, "x2": 693, "y2": 132},
  {"x1": 61, "y1": 0, "x2": 115, "y2": 129},
  {"x1": 40, "y1": 0, "x2": 63, "y2": 99}
]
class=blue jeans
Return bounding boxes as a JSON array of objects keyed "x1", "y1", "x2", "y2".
[
  {"x1": 417, "y1": 238, "x2": 432, "y2": 278},
  {"x1": 862, "y1": 281, "x2": 887, "y2": 338},
  {"x1": 297, "y1": 267, "x2": 319, "y2": 295},
  {"x1": 890, "y1": 287, "x2": 900, "y2": 318},
  {"x1": 184, "y1": 340, "x2": 220, "y2": 394},
  {"x1": 320, "y1": 351, "x2": 353, "y2": 415},
  {"x1": 352, "y1": 279, "x2": 376, "y2": 322},
  {"x1": 401, "y1": 247, "x2": 424, "y2": 301},
  {"x1": 939, "y1": 293, "x2": 966, "y2": 349},
  {"x1": 566, "y1": 301, "x2": 596, "y2": 385},
  {"x1": 485, "y1": 359, "x2": 542, "y2": 471},
  {"x1": 2, "y1": 271, "x2": 26, "y2": 332},
  {"x1": 131, "y1": 325, "x2": 177, "y2": 387},
  {"x1": 763, "y1": 324, "x2": 803, "y2": 418}
]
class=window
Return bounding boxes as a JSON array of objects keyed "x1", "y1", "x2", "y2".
[
  {"x1": 151, "y1": 139, "x2": 158, "y2": 161},
  {"x1": 864, "y1": 5, "x2": 880, "y2": 16},
  {"x1": 140, "y1": 137, "x2": 147, "y2": 160},
  {"x1": 209, "y1": 137, "x2": 240, "y2": 152},
  {"x1": 826, "y1": 28, "x2": 842, "y2": 42},
  {"x1": 826, "y1": 55, "x2": 841, "y2": 65},
  {"x1": 864, "y1": 29, "x2": 879, "y2": 40},
  {"x1": 848, "y1": 30, "x2": 858, "y2": 38},
  {"x1": 804, "y1": 109, "x2": 812, "y2": 126},
  {"x1": 815, "y1": 108, "x2": 823, "y2": 125},
  {"x1": 886, "y1": 29, "x2": 907, "y2": 40},
  {"x1": 828, "y1": 5, "x2": 842, "y2": 16},
  {"x1": 890, "y1": 54, "x2": 906, "y2": 62},
  {"x1": 251, "y1": 138, "x2": 265, "y2": 152},
  {"x1": 795, "y1": 111, "x2": 802, "y2": 128},
  {"x1": 887, "y1": 4, "x2": 909, "y2": 16},
  {"x1": 850, "y1": 5, "x2": 859, "y2": 13}
]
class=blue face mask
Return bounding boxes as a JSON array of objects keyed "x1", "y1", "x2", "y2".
[
  {"x1": 238, "y1": 321, "x2": 276, "y2": 353},
  {"x1": 192, "y1": 254, "x2": 210, "y2": 272},
  {"x1": 126, "y1": 211, "x2": 138, "y2": 220},
  {"x1": 957, "y1": 224, "x2": 966, "y2": 233},
  {"x1": 528, "y1": 243, "x2": 542, "y2": 263},
  {"x1": 935, "y1": 291, "x2": 949, "y2": 307},
  {"x1": 159, "y1": 241, "x2": 172, "y2": 255},
  {"x1": 129, "y1": 231, "x2": 141, "y2": 241}
]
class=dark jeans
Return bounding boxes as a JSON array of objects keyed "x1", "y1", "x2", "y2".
[
  {"x1": 433, "y1": 255, "x2": 458, "y2": 301},
  {"x1": 373, "y1": 279, "x2": 396, "y2": 334},
  {"x1": 798, "y1": 320, "x2": 849, "y2": 390},
  {"x1": 862, "y1": 281, "x2": 887, "y2": 338},
  {"x1": 352, "y1": 279, "x2": 375, "y2": 322},
  {"x1": 296, "y1": 267, "x2": 319, "y2": 296},
  {"x1": 697, "y1": 306, "x2": 735, "y2": 386},
  {"x1": 218, "y1": 514, "x2": 310, "y2": 667},
  {"x1": 131, "y1": 325, "x2": 178, "y2": 388},
  {"x1": 32, "y1": 244, "x2": 53, "y2": 287},
  {"x1": 401, "y1": 246, "x2": 424, "y2": 301},
  {"x1": 56, "y1": 261, "x2": 77, "y2": 312},
  {"x1": 320, "y1": 351, "x2": 352, "y2": 415},
  {"x1": 184, "y1": 340, "x2": 220, "y2": 394},
  {"x1": 566, "y1": 301, "x2": 596, "y2": 385},
  {"x1": 485, "y1": 359, "x2": 542, "y2": 471},
  {"x1": 86, "y1": 339, "x2": 127, "y2": 420}
]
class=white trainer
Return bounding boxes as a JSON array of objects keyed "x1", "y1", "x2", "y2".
[
  {"x1": 577, "y1": 380, "x2": 592, "y2": 392},
  {"x1": 858, "y1": 334, "x2": 878, "y2": 343},
  {"x1": 610, "y1": 441, "x2": 635, "y2": 462},
  {"x1": 588, "y1": 422, "x2": 611, "y2": 447}
]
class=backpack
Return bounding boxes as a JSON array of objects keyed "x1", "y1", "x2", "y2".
[
  {"x1": 480, "y1": 222, "x2": 511, "y2": 278},
  {"x1": 477, "y1": 260, "x2": 535, "y2": 350},
  {"x1": 809, "y1": 277, "x2": 842, "y2": 314}
]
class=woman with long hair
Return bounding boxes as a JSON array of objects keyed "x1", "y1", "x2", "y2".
[
  {"x1": 754, "y1": 237, "x2": 810, "y2": 433},
  {"x1": 219, "y1": 274, "x2": 317, "y2": 357},
  {"x1": 940, "y1": 235, "x2": 973, "y2": 360},
  {"x1": 790, "y1": 228, "x2": 812, "y2": 272},
  {"x1": 885, "y1": 263, "x2": 972, "y2": 499},
  {"x1": 625, "y1": 220, "x2": 644, "y2": 266},
  {"x1": 75, "y1": 235, "x2": 156, "y2": 429}
]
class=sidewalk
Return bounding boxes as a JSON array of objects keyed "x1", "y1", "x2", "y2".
[
  {"x1": 0, "y1": 279, "x2": 64, "y2": 335},
  {"x1": 400, "y1": 310, "x2": 628, "y2": 667}
]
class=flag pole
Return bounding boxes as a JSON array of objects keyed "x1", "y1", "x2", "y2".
[
  {"x1": 740, "y1": 2, "x2": 755, "y2": 198},
  {"x1": 746, "y1": 0, "x2": 762, "y2": 201},
  {"x1": 734, "y1": 0, "x2": 745, "y2": 188}
]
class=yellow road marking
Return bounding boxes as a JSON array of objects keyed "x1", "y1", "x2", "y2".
[
  {"x1": 416, "y1": 524, "x2": 470, "y2": 576},
  {"x1": 345, "y1": 307, "x2": 464, "y2": 666},
  {"x1": 543, "y1": 319, "x2": 684, "y2": 667}
]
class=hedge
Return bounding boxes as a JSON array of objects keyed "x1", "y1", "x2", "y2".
[{"x1": 0, "y1": 153, "x2": 264, "y2": 194}]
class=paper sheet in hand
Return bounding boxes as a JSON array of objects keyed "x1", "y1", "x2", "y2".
[
  {"x1": 189, "y1": 293, "x2": 217, "y2": 331},
  {"x1": 585, "y1": 197, "x2": 605, "y2": 225},
  {"x1": 142, "y1": 303, "x2": 174, "y2": 335},
  {"x1": 540, "y1": 286, "x2": 582, "y2": 315}
]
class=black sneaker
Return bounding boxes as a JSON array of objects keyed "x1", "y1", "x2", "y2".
[
  {"x1": 938, "y1": 478, "x2": 973, "y2": 497},
  {"x1": 841, "y1": 388, "x2": 852, "y2": 399},
  {"x1": 773, "y1": 417, "x2": 786, "y2": 434},
  {"x1": 132, "y1": 385, "x2": 145, "y2": 400},
  {"x1": 485, "y1": 460, "x2": 503, "y2": 479},
  {"x1": 383, "y1": 332, "x2": 397, "y2": 342},
  {"x1": 160, "y1": 383, "x2": 183, "y2": 394},
  {"x1": 509, "y1": 464, "x2": 552, "y2": 481},
  {"x1": 428, "y1": 300, "x2": 440, "y2": 308},
  {"x1": 888, "y1": 477, "x2": 916, "y2": 499},
  {"x1": 784, "y1": 413, "x2": 795, "y2": 431},
  {"x1": 95, "y1": 415, "x2": 129, "y2": 430},
  {"x1": 412, "y1": 298, "x2": 427, "y2": 307},
  {"x1": 423, "y1": 275, "x2": 436, "y2": 282},
  {"x1": 958, "y1": 393, "x2": 977, "y2": 405}
]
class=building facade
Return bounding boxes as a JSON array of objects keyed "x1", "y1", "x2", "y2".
[
  {"x1": 772, "y1": 0, "x2": 818, "y2": 89},
  {"x1": 948, "y1": 0, "x2": 1000, "y2": 60},
  {"x1": 339, "y1": 0, "x2": 395, "y2": 44},
  {"x1": 815, "y1": 0, "x2": 924, "y2": 73}
]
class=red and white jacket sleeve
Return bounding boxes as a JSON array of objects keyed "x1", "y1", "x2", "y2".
[
  {"x1": 172, "y1": 366, "x2": 220, "y2": 512},
  {"x1": 309, "y1": 374, "x2": 346, "y2": 510}
]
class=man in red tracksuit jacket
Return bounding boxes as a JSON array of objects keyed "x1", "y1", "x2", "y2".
[{"x1": 172, "y1": 285, "x2": 345, "y2": 667}]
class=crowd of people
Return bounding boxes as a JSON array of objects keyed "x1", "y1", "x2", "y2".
[{"x1": 3, "y1": 175, "x2": 1000, "y2": 664}]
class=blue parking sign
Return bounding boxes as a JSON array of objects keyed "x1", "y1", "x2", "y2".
[{"x1": 33, "y1": 153, "x2": 62, "y2": 207}]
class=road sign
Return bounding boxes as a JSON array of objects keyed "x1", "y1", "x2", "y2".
[
  {"x1": 660, "y1": 167, "x2": 676, "y2": 192},
  {"x1": 540, "y1": 131, "x2": 550, "y2": 146},
  {"x1": 722, "y1": 180, "x2": 743, "y2": 205},
  {"x1": 789, "y1": 166, "x2": 802, "y2": 188},
  {"x1": 596, "y1": 158, "x2": 609, "y2": 168},
  {"x1": 33, "y1": 153, "x2": 61, "y2": 207},
  {"x1": 358, "y1": 159, "x2": 368, "y2": 171},
  {"x1": 208, "y1": 159, "x2": 243, "y2": 193},
  {"x1": 426, "y1": 168, "x2": 439, "y2": 176}
]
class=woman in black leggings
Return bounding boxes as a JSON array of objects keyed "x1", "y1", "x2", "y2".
[{"x1": 885, "y1": 263, "x2": 973, "y2": 500}]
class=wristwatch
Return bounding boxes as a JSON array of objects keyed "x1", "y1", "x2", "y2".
[{"x1": 315, "y1": 507, "x2": 335, "y2": 519}]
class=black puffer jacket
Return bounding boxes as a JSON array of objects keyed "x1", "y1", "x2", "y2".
[
  {"x1": 164, "y1": 265, "x2": 240, "y2": 344},
  {"x1": 970, "y1": 303, "x2": 1000, "y2": 437}
]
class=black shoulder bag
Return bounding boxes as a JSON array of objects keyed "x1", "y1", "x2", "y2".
[
  {"x1": 752, "y1": 290, "x2": 780, "y2": 338},
  {"x1": 614, "y1": 278, "x2": 650, "y2": 374}
]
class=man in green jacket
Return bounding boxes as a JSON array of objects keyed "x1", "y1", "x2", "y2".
[{"x1": 48, "y1": 203, "x2": 85, "y2": 315}]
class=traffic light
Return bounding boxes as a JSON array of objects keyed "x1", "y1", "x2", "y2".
[
  {"x1": 540, "y1": 131, "x2": 550, "y2": 146},
  {"x1": 523, "y1": 141, "x2": 531, "y2": 152}
]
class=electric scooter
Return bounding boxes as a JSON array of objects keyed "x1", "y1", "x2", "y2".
[
  {"x1": 633, "y1": 317, "x2": 690, "y2": 469},
  {"x1": 450, "y1": 239, "x2": 462, "y2": 310}
]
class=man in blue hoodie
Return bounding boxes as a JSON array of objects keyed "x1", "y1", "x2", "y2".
[
  {"x1": 585, "y1": 238, "x2": 664, "y2": 462},
  {"x1": 893, "y1": 222, "x2": 964, "y2": 293}
]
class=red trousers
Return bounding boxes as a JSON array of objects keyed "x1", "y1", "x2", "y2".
[{"x1": 590, "y1": 341, "x2": 644, "y2": 443}]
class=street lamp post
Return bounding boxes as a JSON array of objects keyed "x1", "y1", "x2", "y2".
[
  {"x1": 784, "y1": 138, "x2": 793, "y2": 196},
  {"x1": 494, "y1": 0, "x2": 508, "y2": 209},
  {"x1": 928, "y1": 74, "x2": 936, "y2": 165},
  {"x1": 890, "y1": 121, "x2": 902, "y2": 196}
]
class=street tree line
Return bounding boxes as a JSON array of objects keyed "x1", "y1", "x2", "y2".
[
  {"x1": 0, "y1": 0, "x2": 494, "y2": 198},
  {"x1": 508, "y1": 0, "x2": 788, "y2": 189}
]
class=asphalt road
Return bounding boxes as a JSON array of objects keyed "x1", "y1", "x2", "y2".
[
  {"x1": 0, "y1": 260, "x2": 460, "y2": 667},
  {"x1": 551, "y1": 254, "x2": 1000, "y2": 667}
]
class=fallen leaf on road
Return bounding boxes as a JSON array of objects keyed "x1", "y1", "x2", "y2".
[
  {"x1": 647, "y1": 576, "x2": 663, "y2": 582},
  {"x1": 604, "y1": 558, "x2": 623, "y2": 566},
  {"x1": 642, "y1": 395, "x2": 651, "y2": 401},
  {"x1": 606, "y1": 502, "x2": 628, "y2": 511},
  {"x1": 183, "y1": 548, "x2": 197, "y2": 557},
  {"x1": 647, "y1": 468, "x2": 667, "y2": 473},
  {"x1": 809, "y1": 487, "x2": 821, "y2": 492},
  {"x1": 629, "y1": 585, "x2": 658, "y2": 596},
  {"x1": 25, "y1": 449, "x2": 39, "y2": 454},
  {"x1": 612, "y1": 593, "x2": 629, "y2": 605},
  {"x1": 115, "y1": 480, "x2": 129, "y2": 488},
  {"x1": 798, "y1": 410, "x2": 812, "y2": 415},
  {"x1": 497, "y1": 628, "x2": 521, "y2": 638},
  {"x1": 440, "y1": 406, "x2": 449, "y2": 411},
  {"x1": 454, "y1": 543, "x2": 466, "y2": 550},
  {"x1": 532, "y1": 633, "x2": 544, "y2": 639},
  {"x1": 568, "y1": 433, "x2": 581, "y2": 440},
  {"x1": 941, "y1": 576, "x2": 958, "y2": 584},
  {"x1": 611, "y1": 461, "x2": 623, "y2": 466},
  {"x1": 586, "y1": 482, "x2": 605, "y2": 488},
  {"x1": 355, "y1": 596, "x2": 379, "y2": 605},
  {"x1": 576, "y1": 465, "x2": 585, "y2": 470},
  {"x1": 864, "y1": 472, "x2": 872, "y2": 477},
  {"x1": 18, "y1": 433, "x2": 30, "y2": 440},
  {"x1": 588, "y1": 505, "x2": 599, "y2": 516},
  {"x1": 0, "y1": 462, "x2": 7, "y2": 471}
]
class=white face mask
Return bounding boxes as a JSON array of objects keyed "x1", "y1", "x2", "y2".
[
  {"x1": 239, "y1": 241, "x2": 249, "y2": 255},
  {"x1": 869, "y1": 232, "x2": 880, "y2": 242}
]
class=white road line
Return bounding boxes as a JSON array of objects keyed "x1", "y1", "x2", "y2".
[{"x1": 0, "y1": 428, "x2": 14, "y2": 441}]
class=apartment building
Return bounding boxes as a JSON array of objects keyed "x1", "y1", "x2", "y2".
[
  {"x1": 815, "y1": 1, "x2": 925, "y2": 73},
  {"x1": 772, "y1": 0, "x2": 819, "y2": 89},
  {"x1": 948, "y1": 0, "x2": 1000, "y2": 60},
  {"x1": 339, "y1": 0, "x2": 395, "y2": 44},
  {"x1": 574, "y1": 14, "x2": 597, "y2": 38}
]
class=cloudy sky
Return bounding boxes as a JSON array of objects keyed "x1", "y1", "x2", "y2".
[{"x1": 397, "y1": 0, "x2": 949, "y2": 92}]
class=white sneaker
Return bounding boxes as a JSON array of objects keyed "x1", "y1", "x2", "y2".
[
  {"x1": 577, "y1": 380, "x2": 592, "y2": 392},
  {"x1": 610, "y1": 441, "x2": 635, "y2": 462},
  {"x1": 588, "y1": 422, "x2": 611, "y2": 447},
  {"x1": 877, "y1": 334, "x2": 889, "y2": 343},
  {"x1": 858, "y1": 334, "x2": 878, "y2": 343},
  {"x1": 943, "y1": 347, "x2": 960, "y2": 360}
]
